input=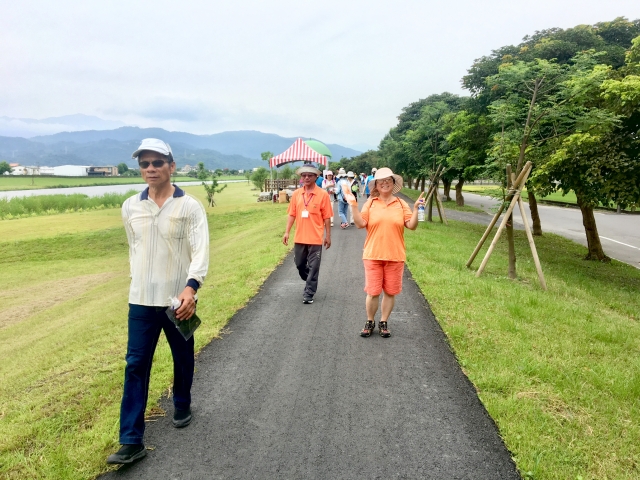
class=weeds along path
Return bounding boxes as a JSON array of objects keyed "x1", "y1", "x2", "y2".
[{"x1": 101, "y1": 199, "x2": 519, "y2": 479}]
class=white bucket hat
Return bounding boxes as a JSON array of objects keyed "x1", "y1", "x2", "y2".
[
  {"x1": 347, "y1": 171, "x2": 355, "y2": 178},
  {"x1": 370, "y1": 167, "x2": 403, "y2": 195},
  {"x1": 132, "y1": 138, "x2": 174, "y2": 160},
  {"x1": 336, "y1": 168, "x2": 347, "y2": 178}
]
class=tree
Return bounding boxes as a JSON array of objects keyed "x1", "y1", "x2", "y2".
[
  {"x1": 195, "y1": 162, "x2": 209, "y2": 181},
  {"x1": 260, "y1": 151, "x2": 274, "y2": 163},
  {"x1": 117, "y1": 163, "x2": 129, "y2": 175},
  {"x1": 202, "y1": 172, "x2": 227, "y2": 207},
  {"x1": 444, "y1": 110, "x2": 491, "y2": 205},
  {"x1": 243, "y1": 170, "x2": 251, "y2": 184},
  {"x1": 0, "y1": 161, "x2": 11, "y2": 175},
  {"x1": 531, "y1": 39, "x2": 640, "y2": 260},
  {"x1": 250, "y1": 167, "x2": 270, "y2": 191},
  {"x1": 279, "y1": 164, "x2": 294, "y2": 180}
]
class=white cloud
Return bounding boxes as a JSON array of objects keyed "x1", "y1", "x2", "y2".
[{"x1": 2, "y1": 0, "x2": 640, "y2": 146}]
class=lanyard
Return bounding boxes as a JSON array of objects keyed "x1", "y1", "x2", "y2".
[{"x1": 302, "y1": 192, "x2": 314, "y2": 209}]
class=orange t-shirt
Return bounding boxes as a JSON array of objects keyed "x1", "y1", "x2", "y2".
[
  {"x1": 360, "y1": 196, "x2": 413, "y2": 261},
  {"x1": 287, "y1": 185, "x2": 332, "y2": 245}
]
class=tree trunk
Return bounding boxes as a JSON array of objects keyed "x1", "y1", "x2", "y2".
[
  {"x1": 442, "y1": 178, "x2": 452, "y2": 201},
  {"x1": 414, "y1": 177, "x2": 420, "y2": 190},
  {"x1": 407, "y1": 176, "x2": 412, "y2": 190},
  {"x1": 527, "y1": 189, "x2": 542, "y2": 236},
  {"x1": 427, "y1": 184, "x2": 434, "y2": 221},
  {"x1": 420, "y1": 177, "x2": 426, "y2": 192},
  {"x1": 577, "y1": 196, "x2": 610, "y2": 262},
  {"x1": 455, "y1": 178, "x2": 465, "y2": 206}
]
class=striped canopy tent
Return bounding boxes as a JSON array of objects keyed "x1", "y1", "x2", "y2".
[{"x1": 269, "y1": 138, "x2": 329, "y2": 168}]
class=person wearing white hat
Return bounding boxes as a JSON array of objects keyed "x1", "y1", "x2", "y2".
[
  {"x1": 335, "y1": 168, "x2": 351, "y2": 228},
  {"x1": 108, "y1": 138, "x2": 210, "y2": 465},
  {"x1": 321, "y1": 170, "x2": 336, "y2": 226},
  {"x1": 346, "y1": 171, "x2": 359, "y2": 225},
  {"x1": 341, "y1": 167, "x2": 424, "y2": 338},
  {"x1": 283, "y1": 164, "x2": 333, "y2": 304}
]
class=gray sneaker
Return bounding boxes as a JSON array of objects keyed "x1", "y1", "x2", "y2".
[{"x1": 303, "y1": 296, "x2": 314, "y2": 304}]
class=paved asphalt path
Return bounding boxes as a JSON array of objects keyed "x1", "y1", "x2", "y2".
[
  {"x1": 434, "y1": 190, "x2": 640, "y2": 269},
  {"x1": 102, "y1": 199, "x2": 519, "y2": 480}
]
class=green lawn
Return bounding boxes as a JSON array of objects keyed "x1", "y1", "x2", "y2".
[
  {"x1": 401, "y1": 188, "x2": 485, "y2": 213},
  {"x1": 1, "y1": 182, "x2": 638, "y2": 479},
  {"x1": 0, "y1": 183, "x2": 291, "y2": 479},
  {"x1": 0, "y1": 175, "x2": 244, "y2": 191},
  {"x1": 406, "y1": 221, "x2": 640, "y2": 479}
]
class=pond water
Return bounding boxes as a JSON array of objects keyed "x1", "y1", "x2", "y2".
[{"x1": 0, "y1": 180, "x2": 246, "y2": 200}]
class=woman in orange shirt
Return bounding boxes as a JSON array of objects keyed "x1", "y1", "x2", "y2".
[{"x1": 343, "y1": 168, "x2": 424, "y2": 338}]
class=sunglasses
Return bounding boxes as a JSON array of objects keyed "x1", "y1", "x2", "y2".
[
  {"x1": 138, "y1": 159, "x2": 168, "y2": 169},
  {"x1": 377, "y1": 178, "x2": 394, "y2": 185}
]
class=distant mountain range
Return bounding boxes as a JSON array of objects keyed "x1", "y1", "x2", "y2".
[{"x1": 0, "y1": 125, "x2": 362, "y2": 171}]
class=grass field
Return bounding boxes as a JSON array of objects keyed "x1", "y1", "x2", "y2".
[
  {"x1": 401, "y1": 188, "x2": 484, "y2": 213},
  {"x1": 406, "y1": 221, "x2": 640, "y2": 479},
  {"x1": 0, "y1": 183, "x2": 289, "y2": 479},
  {"x1": 1, "y1": 182, "x2": 638, "y2": 479},
  {"x1": 0, "y1": 175, "x2": 243, "y2": 191},
  {"x1": 459, "y1": 185, "x2": 634, "y2": 211}
]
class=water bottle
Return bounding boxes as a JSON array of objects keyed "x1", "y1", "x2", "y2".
[{"x1": 418, "y1": 201, "x2": 425, "y2": 222}]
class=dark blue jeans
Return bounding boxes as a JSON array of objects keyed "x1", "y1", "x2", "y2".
[{"x1": 119, "y1": 304, "x2": 195, "y2": 444}]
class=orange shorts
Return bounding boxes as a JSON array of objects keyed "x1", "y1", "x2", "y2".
[{"x1": 363, "y1": 260, "x2": 404, "y2": 296}]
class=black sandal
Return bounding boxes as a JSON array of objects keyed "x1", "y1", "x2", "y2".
[
  {"x1": 378, "y1": 321, "x2": 391, "y2": 338},
  {"x1": 360, "y1": 320, "x2": 375, "y2": 337}
]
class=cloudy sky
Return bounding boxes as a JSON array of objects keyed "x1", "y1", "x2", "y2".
[{"x1": 2, "y1": 1, "x2": 640, "y2": 150}]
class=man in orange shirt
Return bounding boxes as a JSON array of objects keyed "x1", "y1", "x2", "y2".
[{"x1": 282, "y1": 164, "x2": 332, "y2": 304}]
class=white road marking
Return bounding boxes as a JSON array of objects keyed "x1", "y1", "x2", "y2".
[{"x1": 600, "y1": 236, "x2": 640, "y2": 251}]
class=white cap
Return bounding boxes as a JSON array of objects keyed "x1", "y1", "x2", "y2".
[{"x1": 132, "y1": 138, "x2": 174, "y2": 159}]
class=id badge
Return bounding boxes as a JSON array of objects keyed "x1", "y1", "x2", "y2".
[{"x1": 301, "y1": 210, "x2": 309, "y2": 218}]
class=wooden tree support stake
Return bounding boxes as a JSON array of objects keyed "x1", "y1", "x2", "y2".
[
  {"x1": 422, "y1": 165, "x2": 448, "y2": 224},
  {"x1": 466, "y1": 161, "x2": 532, "y2": 267},
  {"x1": 517, "y1": 196, "x2": 547, "y2": 290},
  {"x1": 474, "y1": 162, "x2": 534, "y2": 277}
]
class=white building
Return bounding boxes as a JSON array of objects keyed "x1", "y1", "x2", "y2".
[{"x1": 53, "y1": 165, "x2": 90, "y2": 176}]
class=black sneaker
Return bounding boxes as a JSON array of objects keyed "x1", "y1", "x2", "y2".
[
  {"x1": 303, "y1": 296, "x2": 314, "y2": 304},
  {"x1": 106, "y1": 444, "x2": 147, "y2": 465},
  {"x1": 172, "y1": 407, "x2": 192, "y2": 428}
]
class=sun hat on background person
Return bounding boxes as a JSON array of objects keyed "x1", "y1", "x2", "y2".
[
  {"x1": 336, "y1": 168, "x2": 347, "y2": 178},
  {"x1": 369, "y1": 167, "x2": 403, "y2": 195},
  {"x1": 132, "y1": 138, "x2": 174, "y2": 162},
  {"x1": 296, "y1": 165, "x2": 322, "y2": 176},
  {"x1": 347, "y1": 171, "x2": 355, "y2": 178}
]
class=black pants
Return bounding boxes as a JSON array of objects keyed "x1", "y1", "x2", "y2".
[{"x1": 294, "y1": 243, "x2": 323, "y2": 298}]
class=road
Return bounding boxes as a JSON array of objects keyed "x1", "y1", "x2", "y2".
[
  {"x1": 449, "y1": 190, "x2": 640, "y2": 268},
  {"x1": 101, "y1": 199, "x2": 519, "y2": 479}
]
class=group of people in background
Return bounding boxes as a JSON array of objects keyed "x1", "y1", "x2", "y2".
[
  {"x1": 316, "y1": 167, "x2": 380, "y2": 229},
  {"x1": 283, "y1": 163, "x2": 424, "y2": 338}
]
